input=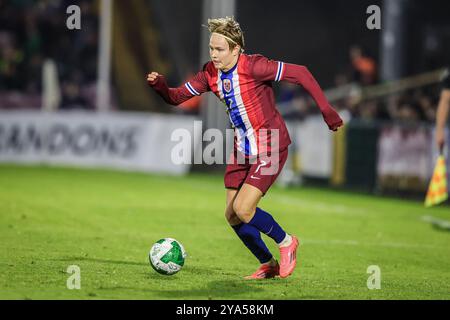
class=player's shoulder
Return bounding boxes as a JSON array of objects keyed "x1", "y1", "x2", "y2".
[
  {"x1": 245, "y1": 53, "x2": 270, "y2": 64},
  {"x1": 242, "y1": 54, "x2": 273, "y2": 74},
  {"x1": 245, "y1": 54, "x2": 283, "y2": 70}
]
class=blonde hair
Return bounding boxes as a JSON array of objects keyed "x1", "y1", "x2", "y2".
[{"x1": 205, "y1": 16, "x2": 245, "y2": 53}]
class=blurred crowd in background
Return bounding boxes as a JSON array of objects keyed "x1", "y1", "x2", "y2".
[
  {"x1": 0, "y1": 0, "x2": 445, "y2": 124},
  {"x1": 275, "y1": 44, "x2": 442, "y2": 124},
  {"x1": 0, "y1": 0, "x2": 98, "y2": 110}
]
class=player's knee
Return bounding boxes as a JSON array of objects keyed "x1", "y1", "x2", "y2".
[
  {"x1": 225, "y1": 203, "x2": 242, "y2": 225},
  {"x1": 232, "y1": 200, "x2": 255, "y2": 223}
]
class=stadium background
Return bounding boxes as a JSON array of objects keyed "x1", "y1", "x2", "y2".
[{"x1": 0, "y1": 0, "x2": 449, "y2": 300}]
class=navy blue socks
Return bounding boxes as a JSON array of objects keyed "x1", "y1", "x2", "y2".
[
  {"x1": 248, "y1": 207, "x2": 287, "y2": 244},
  {"x1": 232, "y1": 207, "x2": 287, "y2": 263},
  {"x1": 232, "y1": 223, "x2": 272, "y2": 264}
]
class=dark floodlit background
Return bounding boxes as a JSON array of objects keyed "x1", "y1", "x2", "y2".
[{"x1": 1, "y1": 0, "x2": 449, "y2": 195}]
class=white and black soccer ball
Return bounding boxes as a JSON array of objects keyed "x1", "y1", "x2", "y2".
[{"x1": 149, "y1": 238, "x2": 187, "y2": 275}]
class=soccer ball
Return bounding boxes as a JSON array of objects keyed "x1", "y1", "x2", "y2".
[{"x1": 148, "y1": 238, "x2": 187, "y2": 275}]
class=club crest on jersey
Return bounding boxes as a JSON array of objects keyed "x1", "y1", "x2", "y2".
[{"x1": 223, "y1": 79, "x2": 232, "y2": 93}]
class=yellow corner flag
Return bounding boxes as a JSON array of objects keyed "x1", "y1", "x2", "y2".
[{"x1": 425, "y1": 155, "x2": 448, "y2": 207}]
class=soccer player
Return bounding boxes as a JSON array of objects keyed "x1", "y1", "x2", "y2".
[
  {"x1": 147, "y1": 17, "x2": 343, "y2": 279},
  {"x1": 435, "y1": 68, "x2": 450, "y2": 152}
]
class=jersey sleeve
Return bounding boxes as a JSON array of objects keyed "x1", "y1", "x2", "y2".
[
  {"x1": 282, "y1": 63, "x2": 343, "y2": 130},
  {"x1": 184, "y1": 70, "x2": 210, "y2": 97},
  {"x1": 149, "y1": 70, "x2": 210, "y2": 106},
  {"x1": 251, "y1": 54, "x2": 342, "y2": 130},
  {"x1": 250, "y1": 54, "x2": 286, "y2": 82}
]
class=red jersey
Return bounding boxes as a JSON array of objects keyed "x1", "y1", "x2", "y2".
[{"x1": 149, "y1": 54, "x2": 343, "y2": 156}]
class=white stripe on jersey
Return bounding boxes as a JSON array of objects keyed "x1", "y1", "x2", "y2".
[
  {"x1": 185, "y1": 82, "x2": 200, "y2": 96},
  {"x1": 275, "y1": 61, "x2": 284, "y2": 82},
  {"x1": 232, "y1": 68, "x2": 258, "y2": 156}
]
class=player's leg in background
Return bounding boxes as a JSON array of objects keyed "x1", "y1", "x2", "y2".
[{"x1": 225, "y1": 188, "x2": 274, "y2": 264}]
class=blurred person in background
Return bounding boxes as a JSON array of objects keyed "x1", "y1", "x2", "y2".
[
  {"x1": 147, "y1": 16, "x2": 343, "y2": 280},
  {"x1": 277, "y1": 81, "x2": 298, "y2": 104},
  {"x1": 349, "y1": 45, "x2": 377, "y2": 86},
  {"x1": 396, "y1": 101, "x2": 421, "y2": 123},
  {"x1": 417, "y1": 93, "x2": 436, "y2": 122},
  {"x1": 0, "y1": 33, "x2": 24, "y2": 90},
  {"x1": 59, "y1": 72, "x2": 92, "y2": 110},
  {"x1": 276, "y1": 82, "x2": 310, "y2": 120},
  {"x1": 358, "y1": 100, "x2": 379, "y2": 121},
  {"x1": 435, "y1": 68, "x2": 450, "y2": 152}
]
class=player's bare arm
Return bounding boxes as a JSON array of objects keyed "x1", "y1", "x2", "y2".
[{"x1": 435, "y1": 89, "x2": 450, "y2": 150}]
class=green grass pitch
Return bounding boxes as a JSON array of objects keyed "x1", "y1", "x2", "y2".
[{"x1": 0, "y1": 164, "x2": 449, "y2": 300}]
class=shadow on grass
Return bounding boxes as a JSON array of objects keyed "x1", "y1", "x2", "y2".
[
  {"x1": 98, "y1": 278, "x2": 274, "y2": 299},
  {"x1": 431, "y1": 224, "x2": 450, "y2": 233},
  {"x1": 53, "y1": 257, "x2": 306, "y2": 299},
  {"x1": 53, "y1": 257, "x2": 147, "y2": 266}
]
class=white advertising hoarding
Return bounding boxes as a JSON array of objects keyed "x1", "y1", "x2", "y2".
[
  {"x1": 0, "y1": 111, "x2": 199, "y2": 175},
  {"x1": 293, "y1": 116, "x2": 333, "y2": 178}
]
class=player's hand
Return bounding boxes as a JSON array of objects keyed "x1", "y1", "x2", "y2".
[
  {"x1": 322, "y1": 107, "x2": 343, "y2": 131},
  {"x1": 146, "y1": 72, "x2": 160, "y2": 85},
  {"x1": 436, "y1": 127, "x2": 445, "y2": 153}
]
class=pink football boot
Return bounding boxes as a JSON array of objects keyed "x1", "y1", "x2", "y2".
[
  {"x1": 244, "y1": 261, "x2": 280, "y2": 280},
  {"x1": 279, "y1": 235, "x2": 299, "y2": 278}
]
